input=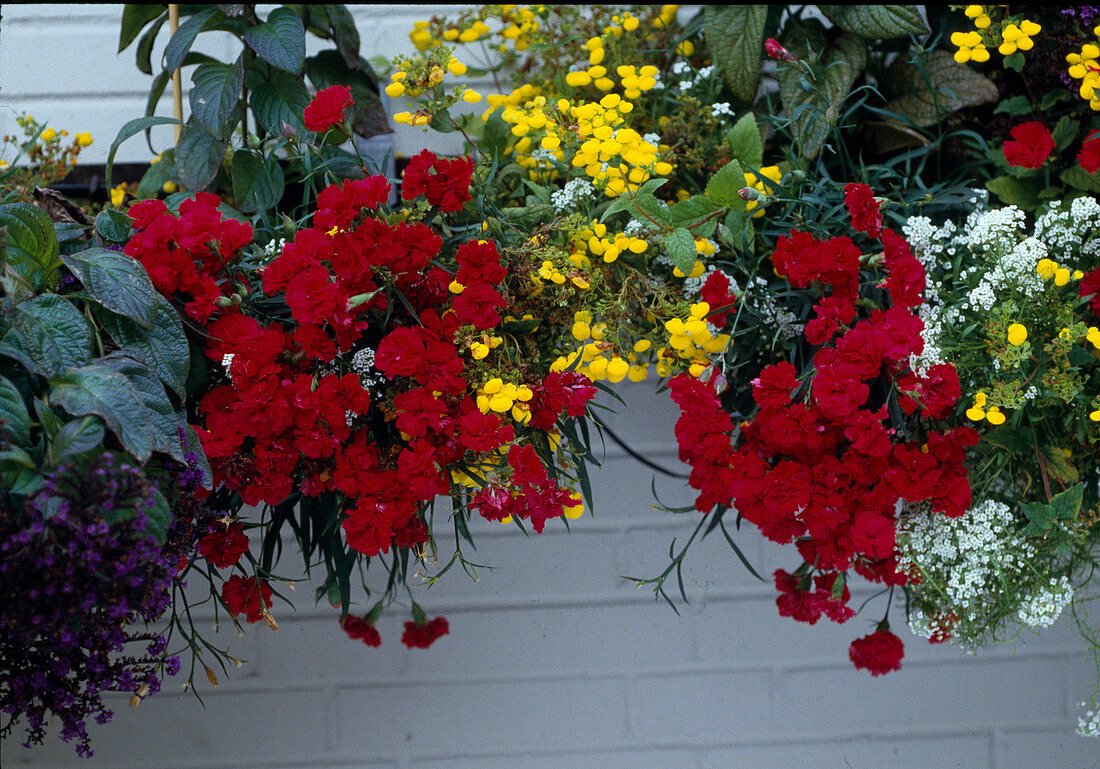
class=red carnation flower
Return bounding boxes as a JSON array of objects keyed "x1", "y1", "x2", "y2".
[
  {"x1": 1081, "y1": 130, "x2": 1100, "y2": 174},
  {"x1": 1002, "y1": 121, "x2": 1054, "y2": 169},
  {"x1": 843, "y1": 182, "x2": 882, "y2": 239},
  {"x1": 341, "y1": 615, "x2": 382, "y2": 647},
  {"x1": 1080, "y1": 267, "x2": 1100, "y2": 318},
  {"x1": 221, "y1": 575, "x2": 273, "y2": 623},
  {"x1": 848, "y1": 627, "x2": 904, "y2": 676},
  {"x1": 198, "y1": 520, "x2": 250, "y2": 569},
  {"x1": 401, "y1": 616, "x2": 449, "y2": 649},
  {"x1": 304, "y1": 85, "x2": 354, "y2": 133}
]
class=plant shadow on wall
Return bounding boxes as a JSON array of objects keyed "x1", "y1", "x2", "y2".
[{"x1": 4, "y1": 2, "x2": 1100, "y2": 759}]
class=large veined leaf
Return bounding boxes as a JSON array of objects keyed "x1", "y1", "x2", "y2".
[
  {"x1": 231, "y1": 150, "x2": 285, "y2": 214},
  {"x1": 189, "y1": 58, "x2": 245, "y2": 139},
  {"x1": 175, "y1": 124, "x2": 229, "y2": 192},
  {"x1": 97, "y1": 351, "x2": 188, "y2": 463},
  {"x1": 250, "y1": 70, "x2": 310, "y2": 137},
  {"x1": 12, "y1": 294, "x2": 94, "y2": 378},
  {"x1": 704, "y1": 6, "x2": 767, "y2": 103},
  {"x1": 0, "y1": 203, "x2": 61, "y2": 290},
  {"x1": 818, "y1": 5, "x2": 927, "y2": 39},
  {"x1": 96, "y1": 294, "x2": 190, "y2": 397},
  {"x1": 119, "y1": 4, "x2": 167, "y2": 53},
  {"x1": 706, "y1": 159, "x2": 747, "y2": 209},
  {"x1": 882, "y1": 50, "x2": 998, "y2": 127},
  {"x1": 164, "y1": 7, "x2": 218, "y2": 73},
  {"x1": 50, "y1": 415, "x2": 106, "y2": 462},
  {"x1": 50, "y1": 366, "x2": 155, "y2": 462},
  {"x1": 777, "y1": 24, "x2": 867, "y2": 160},
  {"x1": 0, "y1": 374, "x2": 31, "y2": 446},
  {"x1": 725, "y1": 112, "x2": 764, "y2": 168},
  {"x1": 243, "y1": 6, "x2": 306, "y2": 74},
  {"x1": 60, "y1": 247, "x2": 158, "y2": 329},
  {"x1": 663, "y1": 227, "x2": 697, "y2": 275}
]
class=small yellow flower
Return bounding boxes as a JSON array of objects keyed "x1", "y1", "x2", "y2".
[
  {"x1": 1006, "y1": 323, "x2": 1027, "y2": 346},
  {"x1": 40, "y1": 127, "x2": 57, "y2": 142},
  {"x1": 75, "y1": 131, "x2": 93, "y2": 147},
  {"x1": 985, "y1": 406, "x2": 1006, "y2": 425}
]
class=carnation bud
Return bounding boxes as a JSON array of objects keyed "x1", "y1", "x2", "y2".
[
  {"x1": 280, "y1": 121, "x2": 298, "y2": 141},
  {"x1": 765, "y1": 37, "x2": 796, "y2": 62},
  {"x1": 262, "y1": 609, "x2": 279, "y2": 632},
  {"x1": 205, "y1": 666, "x2": 219, "y2": 686},
  {"x1": 738, "y1": 187, "x2": 764, "y2": 202},
  {"x1": 215, "y1": 296, "x2": 234, "y2": 308}
]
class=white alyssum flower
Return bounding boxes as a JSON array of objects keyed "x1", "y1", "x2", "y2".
[{"x1": 1016, "y1": 576, "x2": 1073, "y2": 628}]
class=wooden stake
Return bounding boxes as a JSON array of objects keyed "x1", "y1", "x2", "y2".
[{"x1": 169, "y1": 4, "x2": 183, "y2": 143}]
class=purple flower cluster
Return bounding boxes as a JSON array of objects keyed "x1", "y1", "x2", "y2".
[{"x1": 0, "y1": 454, "x2": 181, "y2": 758}]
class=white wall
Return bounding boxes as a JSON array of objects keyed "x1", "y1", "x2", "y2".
[{"x1": 3, "y1": 5, "x2": 1098, "y2": 769}]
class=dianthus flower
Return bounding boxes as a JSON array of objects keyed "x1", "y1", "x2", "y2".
[
  {"x1": 401, "y1": 616, "x2": 449, "y2": 648},
  {"x1": 401, "y1": 149, "x2": 475, "y2": 211},
  {"x1": 1080, "y1": 130, "x2": 1100, "y2": 173},
  {"x1": 197, "y1": 520, "x2": 250, "y2": 569},
  {"x1": 341, "y1": 615, "x2": 382, "y2": 647},
  {"x1": 843, "y1": 183, "x2": 882, "y2": 238},
  {"x1": 848, "y1": 627, "x2": 904, "y2": 676},
  {"x1": 304, "y1": 85, "x2": 354, "y2": 132},
  {"x1": 221, "y1": 575, "x2": 274, "y2": 623},
  {"x1": 1002, "y1": 121, "x2": 1055, "y2": 169}
]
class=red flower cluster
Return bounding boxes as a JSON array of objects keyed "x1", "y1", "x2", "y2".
[
  {"x1": 400, "y1": 616, "x2": 449, "y2": 649},
  {"x1": 304, "y1": 85, "x2": 354, "y2": 133},
  {"x1": 848, "y1": 627, "x2": 905, "y2": 676},
  {"x1": 669, "y1": 186, "x2": 978, "y2": 674},
  {"x1": 401, "y1": 149, "x2": 476, "y2": 211},
  {"x1": 221, "y1": 575, "x2": 273, "y2": 623},
  {"x1": 197, "y1": 520, "x2": 250, "y2": 569},
  {"x1": 843, "y1": 182, "x2": 882, "y2": 239},
  {"x1": 699, "y1": 270, "x2": 739, "y2": 328},
  {"x1": 341, "y1": 615, "x2": 382, "y2": 647},
  {"x1": 1002, "y1": 121, "x2": 1055, "y2": 169},
  {"x1": 1080, "y1": 267, "x2": 1100, "y2": 318},
  {"x1": 125, "y1": 193, "x2": 253, "y2": 322}
]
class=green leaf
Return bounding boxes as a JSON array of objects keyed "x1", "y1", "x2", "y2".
[
  {"x1": 0, "y1": 375, "x2": 31, "y2": 446},
  {"x1": 1062, "y1": 165, "x2": 1100, "y2": 194},
  {"x1": 1003, "y1": 51, "x2": 1025, "y2": 73},
  {"x1": 50, "y1": 366, "x2": 154, "y2": 462},
  {"x1": 231, "y1": 150, "x2": 285, "y2": 214},
  {"x1": 120, "y1": 4, "x2": 167, "y2": 53},
  {"x1": 164, "y1": 7, "x2": 218, "y2": 73},
  {"x1": 725, "y1": 112, "x2": 763, "y2": 168},
  {"x1": 703, "y1": 5, "x2": 767, "y2": 103},
  {"x1": 993, "y1": 96, "x2": 1034, "y2": 116},
  {"x1": 190, "y1": 59, "x2": 245, "y2": 139},
  {"x1": 0, "y1": 446, "x2": 37, "y2": 470},
  {"x1": 97, "y1": 295, "x2": 190, "y2": 397},
  {"x1": 632, "y1": 193, "x2": 673, "y2": 229},
  {"x1": 663, "y1": 228, "x2": 697, "y2": 274},
  {"x1": 34, "y1": 397, "x2": 63, "y2": 440},
  {"x1": 883, "y1": 51, "x2": 998, "y2": 128},
  {"x1": 97, "y1": 351, "x2": 188, "y2": 463},
  {"x1": 250, "y1": 71, "x2": 310, "y2": 137},
  {"x1": 706, "y1": 159, "x2": 746, "y2": 208},
  {"x1": 777, "y1": 27, "x2": 867, "y2": 160},
  {"x1": 94, "y1": 209, "x2": 133, "y2": 244},
  {"x1": 1039, "y1": 445, "x2": 1080, "y2": 487},
  {"x1": 105, "y1": 115, "x2": 185, "y2": 194},
  {"x1": 60, "y1": 247, "x2": 158, "y2": 330},
  {"x1": 51, "y1": 416, "x2": 106, "y2": 461},
  {"x1": 322, "y1": 4, "x2": 367, "y2": 71},
  {"x1": 1040, "y1": 89, "x2": 1070, "y2": 111},
  {"x1": 1052, "y1": 116, "x2": 1079, "y2": 154},
  {"x1": 668, "y1": 195, "x2": 721, "y2": 237},
  {"x1": 12, "y1": 295, "x2": 93, "y2": 378},
  {"x1": 981, "y1": 425, "x2": 1036, "y2": 453},
  {"x1": 986, "y1": 175, "x2": 1042, "y2": 210},
  {"x1": 0, "y1": 203, "x2": 61, "y2": 290},
  {"x1": 135, "y1": 13, "x2": 168, "y2": 76},
  {"x1": 145, "y1": 487, "x2": 173, "y2": 545},
  {"x1": 817, "y1": 5, "x2": 927, "y2": 39},
  {"x1": 175, "y1": 124, "x2": 229, "y2": 192},
  {"x1": 243, "y1": 6, "x2": 306, "y2": 74},
  {"x1": 480, "y1": 108, "x2": 511, "y2": 158}
]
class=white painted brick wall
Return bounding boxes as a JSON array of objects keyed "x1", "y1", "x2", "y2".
[{"x1": 3, "y1": 5, "x2": 1099, "y2": 769}]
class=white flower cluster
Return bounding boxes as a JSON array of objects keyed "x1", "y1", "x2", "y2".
[
  {"x1": 1035, "y1": 196, "x2": 1100, "y2": 261},
  {"x1": 550, "y1": 178, "x2": 595, "y2": 212},
  {"x1": 1016, "y1": 576, "x2": 1074, "y2": 628},
  {"x1": 1078, "y1": 704, "x2": 1100, "y2": 737},
  {"x1": 669, "y1": 61, "x2": 715, "y2": 92},
  {"x1": 259, "y1": 237, "x2": 286, "y2": 266},
  {"x1": 710, "y1": 102, "x2": 734, "y2": 118},
  {"x1": 351, "y1": 347, "x2": 385, "y2": 391}
]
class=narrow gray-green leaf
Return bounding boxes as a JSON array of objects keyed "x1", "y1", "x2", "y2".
[{"x1": 704, "y1": 6, "x2": 767, "y2": 103}]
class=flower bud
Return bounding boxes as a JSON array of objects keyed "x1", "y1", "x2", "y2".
[
  {"x1": 738, "y1": 187, "x2": 764, "y2": 202},
  {"x1": 280, "y1": 121, "x2": 298, "y2": 141},
  {"x1": 765, "y1": 38, "x2": 796, "y2": 62}
]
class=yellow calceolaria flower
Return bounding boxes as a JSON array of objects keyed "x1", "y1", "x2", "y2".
[
  {"x1": 1007, "y1": 323, "x2": 1028, "y2": 346},
  {"x1": 999, "y1": 20, "x2": 1040, "y2": 56},
  {"x1": 1091, "y1": 406, "x2": 1100, "y2": 422},
  {"x1": 951, "y1": 30, "x2": 990, "y2": 64},
  {"x1": 385, "y1": 81, "x2": 406, "y2": 98},
  {"x1": 1067, "y1": 42, "x2": 1100, "y2": 109},
  {"x1": 110, "y1": 182, "x2": 128, "y2": 207},
  {"x1": 965, "y1": 5, "x2": 992, "y2": 29},
  {"x1": 743, "y1": 166, "x2": 783, "y2": 217},
  {"x1": 965, "y1": 392, "x2": 987, "y2": 421},
  {"x1": 562, "y1": 492, "x2": 585, "y2": 519},
  {"x1": 1036, "y1": 258, "x2": 1057, "y2": 279},
  {"x1": 985, "y1": 406, "x2": 1006, "y2": 425},
  {"x1": 75, "y1": 131, "x2": 93, "y2": 147},
  {"x1": 1088, "y1": 326, "x2": 1100, "y2": 349},
  {"x1": 39, "y1": 127, "x2": 57, "y2": 142}
]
